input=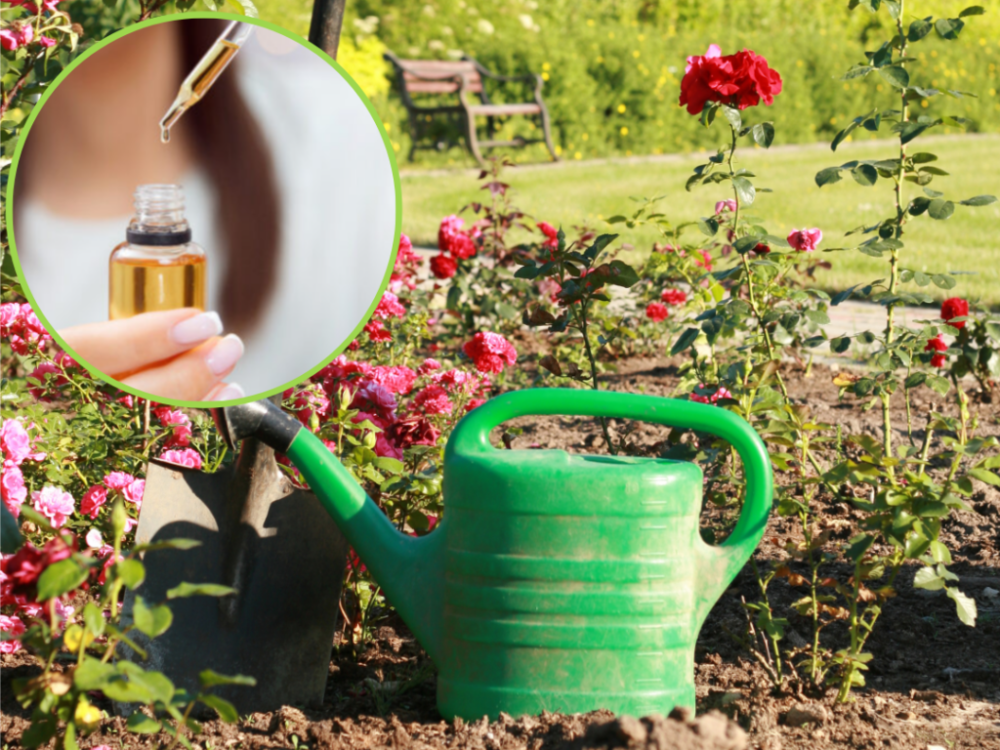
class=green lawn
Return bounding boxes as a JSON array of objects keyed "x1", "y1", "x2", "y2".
[{"x1": 401, "y1": 134, "x2": 1000, "y2": 306}]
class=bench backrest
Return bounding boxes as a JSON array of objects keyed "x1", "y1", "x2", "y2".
[{"x1": 392, "y1": 59, "x2": 483, "y2": 95}]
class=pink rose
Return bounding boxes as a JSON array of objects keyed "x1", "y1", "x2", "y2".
[
  {"x1": 0, "y1": 615, "x2": 26, "y2": 654},
  {"x1": 1, "y1": 419, "x2": 32, "y2": 466},
  {"x1": 103, "y1": 472, "x2": 135, "y2": 491},
  {"x1": 373, "y1": 292, "x2": 406, "y2": 320},
  {"x1": 417, "y1": 358, "x2": 441, "y2": 375},
  {"x1": 2, "y1": 464, "x2": 27, "y2": 517},
  {"x1": 85, "y1": 529, "x2": 104, "y2": 549},
  {"x1": 787, "y1": 228, "x2": 823, "y2": 252},
  {"x1": 31, "y1": 486, "x2": 74, "y2": 528},
  {"x1": 411, "y1": 384, "x2": 453, "y2": 416},
  {"x1": 158, "y1": 449, "x2": 202, "y2": 470},
  {"x1": 714, "y1": 200, "x2": 737, "y2": 215},
  {"x1": 123, "y1": 479, "x2": 145, "y2": 508}
]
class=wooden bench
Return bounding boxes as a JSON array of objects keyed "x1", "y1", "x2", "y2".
[{"x1": 384, "y1": 52, "x2": 558, "y2": 167}]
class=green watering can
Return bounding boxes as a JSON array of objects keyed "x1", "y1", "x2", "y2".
[{"x1": 214, "y1": 389, "x2": 772, "y2": 720}]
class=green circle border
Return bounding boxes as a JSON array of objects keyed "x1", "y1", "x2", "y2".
[{"x1": 5, "y1": 11, "x2": 402, "y2": 409}]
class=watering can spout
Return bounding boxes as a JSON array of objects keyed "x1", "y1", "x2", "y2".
[{"x1": 213, "y1": 401, "x2": 446, "y2": 664}]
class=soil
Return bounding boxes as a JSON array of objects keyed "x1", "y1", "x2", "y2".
[{"x1": 3, "y1": 357, "x2": 999, "y2": 750}]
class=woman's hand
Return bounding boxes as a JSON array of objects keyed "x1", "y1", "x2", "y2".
[{"x1": 60, "y1": 309, "x2": 245, "y2": 402}]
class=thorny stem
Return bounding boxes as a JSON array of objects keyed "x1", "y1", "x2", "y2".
[
  {"x1": 575, "y1": 298, "x2": 616, "y2": 453},
  {"x1": 882, "y1": 0, "x2": 910, "y2": 459},
  {"x1": 727, "y1": 126, "x2": 790, "y2": 401}
]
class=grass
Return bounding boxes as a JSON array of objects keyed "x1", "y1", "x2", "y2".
[{"x1": 400, "y1": 134, "x2": 1000, "y2": 306}]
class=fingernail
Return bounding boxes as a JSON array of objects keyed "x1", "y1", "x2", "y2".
[
  {"x1": 212, "y1": 383, "x2": 245, "y2": 401},
  {"x1": 170, "y1": 311, "x2": 223, "y2": 346},
  {"x1": 205, "y1": 334, "x2": 244, "y2": 376}
]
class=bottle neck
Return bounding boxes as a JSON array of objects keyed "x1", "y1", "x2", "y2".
[{"x1": 127, "y1": 184, "x2": 192, "y2": 246}]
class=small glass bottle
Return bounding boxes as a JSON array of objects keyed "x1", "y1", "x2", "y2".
[{"x1": 109, "y1": 184, "x2": 206, "y2": 320}]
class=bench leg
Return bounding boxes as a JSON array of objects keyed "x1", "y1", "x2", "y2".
[
  {"x1": 464, "y1": 112, "x2": 486, "y2": 168},
  {"x1": 539, "y1": 103, "x2": 558, "y2": 162}
]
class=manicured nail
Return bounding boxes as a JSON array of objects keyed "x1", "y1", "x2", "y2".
[
  {"x1": 205, "y1": 334, "x2": 244, "y2": 376},
  {"x1": 170, "y1": 311, "x2": 223, "y2": 346},
  {"x1": 212, "y1": 383, "x2": 245, "y2": 401}
]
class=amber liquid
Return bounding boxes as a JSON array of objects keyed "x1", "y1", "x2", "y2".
[
  {"x1": 160, "y1": 40, "x2": 240, "y2": 143},
  {"x1": 109, "y1": 253, "x2": 206, "y2": 319}
]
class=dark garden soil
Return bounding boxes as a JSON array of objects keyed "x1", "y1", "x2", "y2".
[{"x1": 3, "y1": 357, "x2": 999, "y2": 750}]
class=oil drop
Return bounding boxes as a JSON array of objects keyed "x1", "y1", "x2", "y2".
[{"x1": 109, "y1": 184, "x2": 206, "y2": 319}]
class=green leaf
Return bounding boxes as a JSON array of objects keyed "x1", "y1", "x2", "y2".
[
  {"x1": 126, "y1": 712, "x2": 162, "y2": 734},
  {"x1": 21, "y1": 715, "x2": 58, "y2": 748},
  {"x1": 734, "y1": 235, "x2": 764, "y2": 255},
  {"x1": 83, "y1": 603, "x2": 105, "y2": 638},
  {"x1": 846, "y1": 534, "x2": 875, "y2": 561},
  {"x1": 878, "y1": 65, "x2": 910, "y2": 88},
  {"x1": 116, "y1": 559, "x2": 146, "y2": 590},
  {"x1": 967, "y1": 467, "x2": 1000, "y2": 486},
  {"x1": 73, "y1": 659, "x2": 116, "y2": 691},
  {"x1": 671, "y1": 327, "x2": 701, "y2": 355},
  {"x1": 605, "y1": 259, "x2": 641, "y2": 288},
  {"x1": 904, "y1": 372, "x2": 927, "y2": 388},
  {"x1": 830, "y1": 336, "x2": 851, "y2": 353},
  {"x1": 133, "y1": 597, "x2": 173, "y2": 638},
  {"x1": 898, "y1": 120, "x2": 936, "y2": 144},
  {"x1": 732, "y1": 176, "x2": 755, "y2": 206},
  {"x1": 928, "y1": 198, "x2": 955, "y2": 220},
  {"x1": 935, "y1": 17, "x2": 965, "y2": 39},
  {"x1": 697, "y1": 217, "x2": 719, "y2": 237},
  {"x1": 36, "y1": 559, "x2": 89, "y2": 602},
  {"x1": 959, "y1": 5, "x2": 985, "y2": 17},
  {"x1": 198, "y1": 694, "x2": 240, "y2": 723},
  {"x1": 851, "y1": 164, "x2": 878, "y2": 186},
  {"x1": 752, "y1": 122, "x2": 775, "y2": 148},
  {"x1": 907, "y1": 17, "x2": 933, "y2": 41},
  {"x1": 931, "y1": 274, "x2": 956, "y2": 290},
  {"x1": 841, "y1": 64, "x2": 873, "y2": 81},
  {"x1": 946, "y1": 587, "x2": 977, "y2": 626},
  {"x1": 721, "y1": 105, "x2": 741, "y2": 131},
  {"x1": 960, "y1": 195, "x2": 997, "y2": 206},
  {"x1": 223, "y1": 0, "x2": 259, "y2": 15},
  {"x1": 198, "y1": 670, "x2": 256, "y2": 688},
  {"x1": 166, "y1": 582, "x2": 237, "y2": 599},
  {"x1": 118, "y1": 662, "x2": 175, "y2": 705},
  {"x1": 815, "y1": 167, "x2": 843, "y2": 187},
  {"x1": 913, "y1": 565, "x2": 944, "y2": 590},
  {"x1": 132, "y1": 539, "x2": 201, "y2": 554}
]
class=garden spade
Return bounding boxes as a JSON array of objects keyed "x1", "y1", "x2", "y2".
[{"x1": 122, "y1": 411, "x2": 348, "y2": 714}]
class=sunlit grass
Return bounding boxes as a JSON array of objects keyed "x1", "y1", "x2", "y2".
[{"x1": 401, "y1": 134, "x2": 1000, "y2": 306}]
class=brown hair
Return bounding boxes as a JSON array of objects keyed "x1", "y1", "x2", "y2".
[
  {"x1": 15, "y1": 19, "x2": 280, "y2": 336},
  {"x1": 178, "y1": 19, "x2": 280, "y2": 335}
]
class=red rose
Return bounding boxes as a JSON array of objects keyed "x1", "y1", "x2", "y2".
[
  {"x1": 661, "y1": 289, "x2": 687, "y2": 306},
  {"x1": 924, "y1": 335, "x2": 948, "y2": 368},
  {"x1": 940, "y1": 297, "x2": 969, "y2": 329},
  {"x1": 753, "y1": 243, "x2": 771, "y2": 255},
  {"x1": 430, "y1": 253, "x2": 458, "y2": 279},
  {"x1": 388, "y1": 415, "x2": 441, "y2": 449},
  {"x1": 680, "y1": 46, "x2": 782, "y2": 115},
  {"x1": 645, "y1": 302, "x2": 669, "y2": 322},
  {"x1": 463, "y1": 332, "x2": 517, "y2": 374}
]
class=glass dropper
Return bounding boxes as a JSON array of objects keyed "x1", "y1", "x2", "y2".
[{"x1": 159, "y1": 21, "x2": 254, "y2": 143}]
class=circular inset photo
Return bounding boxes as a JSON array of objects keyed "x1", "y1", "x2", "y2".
[{"x1": 7, "y1": 14, "x2": 399, "y2": 405}]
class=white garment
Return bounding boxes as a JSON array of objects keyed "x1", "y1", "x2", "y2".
[{"x1": 16, "y1": 36, "x2": 397, "y2": 396}]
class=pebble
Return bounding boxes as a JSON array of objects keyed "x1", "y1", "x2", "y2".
[
  {"x1": 784, "y1": 704, "x2": 828, "y2": 727},
  {"x1": 982, "y1": 586, "x2": 999, "y2": 598}
]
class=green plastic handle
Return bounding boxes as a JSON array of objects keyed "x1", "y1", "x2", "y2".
[{"x1": 448, "y1": 388, "x2": 773, "y2": 625}]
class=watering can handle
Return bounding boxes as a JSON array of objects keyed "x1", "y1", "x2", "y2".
[{"x1": 448, "y1": 389, "x2": 773, "y2": 620}]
